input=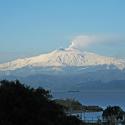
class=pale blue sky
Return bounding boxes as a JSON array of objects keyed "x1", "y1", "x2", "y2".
[{"x1": 0, "y1": 0, "x2": 125, "y2": 63}]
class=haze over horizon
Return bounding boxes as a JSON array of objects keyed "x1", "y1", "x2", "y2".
[{"x1": 0, "y1": 0, "x2": 125, "y2": 63}]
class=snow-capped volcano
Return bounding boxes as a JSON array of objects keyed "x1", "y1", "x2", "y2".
[
  {"x1": 0, "y1": 48, "x2": 125, "y2": 91},
  {"x1": 0, "y1": 48, "x2": 125, "y2": 71}
]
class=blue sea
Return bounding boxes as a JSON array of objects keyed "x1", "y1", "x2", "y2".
[{"x1": 52, "y1": 91, "x2": 125, "y2": 110}]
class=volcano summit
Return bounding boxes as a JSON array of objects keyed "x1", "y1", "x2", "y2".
[{"x1": 0, "y1": 48, "x2": 125, "y2": 91}]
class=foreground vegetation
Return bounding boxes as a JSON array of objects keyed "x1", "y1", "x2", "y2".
[
  {"x1": 0, "y1": 80, "x2": 83, "y2": 125},
  {"x1": 0, "y1": 80, "x2": 125, "y2": 125}
]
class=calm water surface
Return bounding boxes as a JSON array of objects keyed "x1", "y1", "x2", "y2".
[{"x1": 52, "y1": 91, "x2": 125, "y2": 109}]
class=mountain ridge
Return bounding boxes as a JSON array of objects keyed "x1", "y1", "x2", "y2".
[
  {"x1": 0, "y1": 48, "x2": 125, "y2": 91},
  {"x1": 0, "y1": 48, "x2": 125, "y2": 72}
]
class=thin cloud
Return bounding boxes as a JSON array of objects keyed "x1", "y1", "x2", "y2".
[
  {"x1": 67, "y1": 34, "x2": 125, "y2": 50},
  {"x1": 68, "y1": 35, "x2": 97, "y2": 50}
]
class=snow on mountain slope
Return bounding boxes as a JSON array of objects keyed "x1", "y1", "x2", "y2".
[{"x1": 0, "y1": 48, "x2": 125, "y2": 71}]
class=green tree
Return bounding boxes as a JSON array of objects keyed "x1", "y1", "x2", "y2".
[
  {"x1": 102, "y1": 106, "x2": 124, "y2": 124},
  {"x1": 55, "y1": 98, "x2": 83, "y2": 111},
  {"x1": 0, "y1": 80, "x2": 83, "y2": 125}
]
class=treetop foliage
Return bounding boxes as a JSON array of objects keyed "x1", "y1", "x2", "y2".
[{"x1": 0, "y1": 80, "x2": 83, "y2": 125}]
